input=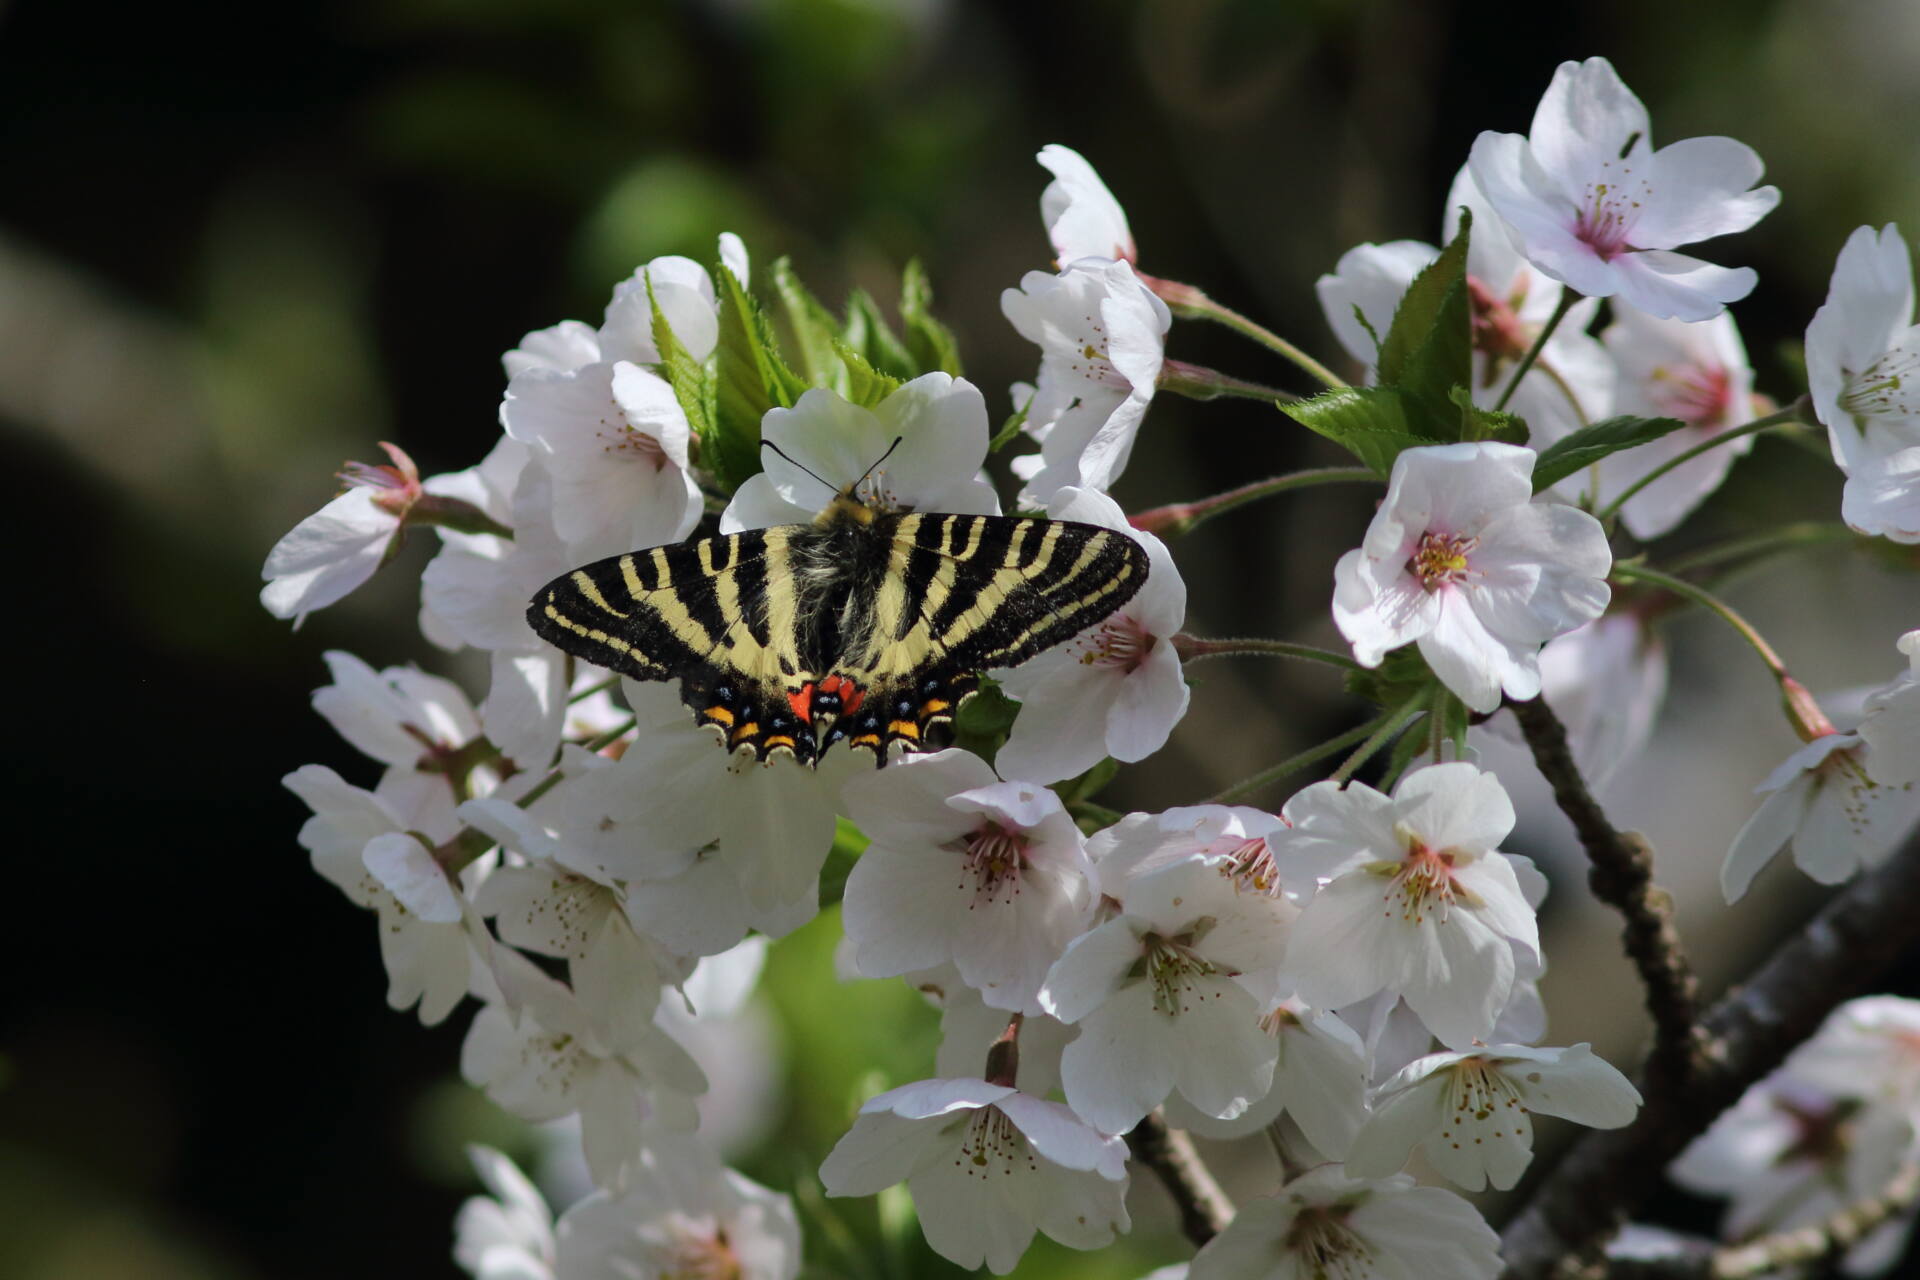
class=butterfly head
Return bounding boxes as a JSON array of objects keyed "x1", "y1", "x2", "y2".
[{"x1": 761, "y1": 436, "x2": 904, "y2": 528}]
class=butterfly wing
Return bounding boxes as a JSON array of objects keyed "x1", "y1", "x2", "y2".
[
  {"x1": 527, "y1": 529, "x2": 824, "y2": 763},
  {"x1": 821, "y1": 512, "x2": 1150, "y2": 759}
]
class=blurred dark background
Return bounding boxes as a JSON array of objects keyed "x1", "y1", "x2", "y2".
[{"x1": 7, "y1": 0, "x2": 1920, "y2": 1275}]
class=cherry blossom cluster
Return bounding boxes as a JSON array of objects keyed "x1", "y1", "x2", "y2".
[{"x1": 265, "y1": 53, "x2": 1920, "y2": 1280}]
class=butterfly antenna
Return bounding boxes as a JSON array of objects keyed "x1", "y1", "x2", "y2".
[
  {"x1": 851, "y1": 436, "x2": 905, "y2": 494},
  {"x1": 760, "y1": 439, "x2": 838, "y2": 499}
]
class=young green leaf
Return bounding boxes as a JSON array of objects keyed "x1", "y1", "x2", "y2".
[
  {"x1": 990, "y1": 390, "x2": 1032, "y2": 454},
  {"x1": 711, "y1": 264, "x2": 806, "y2": 489},
  {"x1": 1448, "y1": 385, "x2": 1529, "y2": 445},
  {"x1": 843, "y1": 289, "x2": 917, "y2": 381},
  {"x1": 831, "y1": 337, "x2": 904, "y2": 408},
  {"x1": 1531, "y1": 414, "x2": 1687, "y2": 492},
  {"x1": 648, "y1": 276, "x2": 716, "y2": 461},
  {"x1": 1280, "y1": 386, "x2": 1441, "y2": 477},
  {"x1": 1378, "y1": 209, "x2": 1473, "y2": 435},
  {"x1": 770, "y1": 256, "x2": 845, "y2": 388},
  {"x1": 899, "y1": 259, "x2": 963, "y2": 375}
]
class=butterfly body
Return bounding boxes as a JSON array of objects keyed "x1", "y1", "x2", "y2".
[{"x1": 528, "y1": 488, "x2": 1148, "y2": 766}]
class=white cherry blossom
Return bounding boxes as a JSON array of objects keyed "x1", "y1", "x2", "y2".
[
  {"x1": 1593, "y1": 303, "x2": 1758, "y2": 537},
  {"x1": 1721, "y1": 643, "x2": 1920, "y2": 901},
  {"x1": 1275, "y1": 763, "x2": 1540, "y2": 1049},
  {"x1": 462, "y1": 948, "x2": 704, "y2": 1190},
  {"x1": 286, "y1": 764, "x2": 478, "y2": 1025},
  {"x1": 1468, "y1": 56, "x2": 1779, "y2": 322},
  {"x1": 502, "y1": 359, "x2": 701, "y2": 564},
  {"x1": 1188, "y1": 1166, "x2": 1501, "y2": 1280},
  {"x1": 1347, "y1": 1042, "x2": 1640, "y2": 1191},
  {"x1": 722, "y1": 374, "x2": 999, "y2": 531},
  {"x1": 1039, "y1": 856, "x2": 1293, "y2": 1134},
  {"x1": 840, "y1": 748, "x2": 1094, "y2": 1014},
  {"x1": 1332, "y1": 441, "x2": 1613, "y2": 713},
  {"x1": 455, "y1": 1146, "x2": 556, "y2": 1280},
  {"x1": 1787, "y1": 996, "x2": 1920, "y2": 1116},
  {"x1": 819, "y1": 1077, "x2": 1129, "y2": 1275},
  {"x1": 1002, "y1": 258, "x2": 1170, "y2": 503},
  {"x1": 1086, "y1": 802, "x2": 1291, "y2": 904},
  {"x1": 595, "y1": 237, "x2": 749, "y2": 369},
  {"x1": 553, "y1": 1135, "x2": 800, "y2": 1280},
  {"x1": 1037, "y1": 144, "x2": 1135, "y2": 266},
  {"x1": 1672, "y1": 1074, "x2": 1918, "y2": 1273},
  {"x1": 994, "y1": 487, "x2": 1189, "y2": 784},
  {"x1": 931, "y1": 981, "x2": 1074, "y2": 1099},
  {"x1": 1163, "y1": 999, "x2": 1373, "y2": 1161},
  {"x1": 1807, "y1": 224, "x2": 1920, "y2": 542}
]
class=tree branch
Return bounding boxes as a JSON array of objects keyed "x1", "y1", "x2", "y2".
[
  {"x1": 1127, "y1": 1112, "x2": 1234, "y2": 1247},
  {"x1": 1498, "y1": 829, "x2": 1920, "y2": 1278},
  {"x1": 1508, "y1": 695, "x2": 1703, "y2": 1093},
  {"x1": 1709, "y1": 1161, "x2": 1920, "y2": 1278}
]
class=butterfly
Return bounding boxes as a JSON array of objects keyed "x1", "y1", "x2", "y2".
[{"x1": 526, "y1": 442, "x2": 1149, "y2": 766}]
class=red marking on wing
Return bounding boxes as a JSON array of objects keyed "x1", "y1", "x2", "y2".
[
  {"x1": 820, "y1": 674, "x2": 864, "y2": 715},
  {"x1": 788, "y1": 684, "x2": 814, "y2": 721}
]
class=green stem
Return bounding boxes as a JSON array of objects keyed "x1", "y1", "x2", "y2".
[
  {"x1": 1172, "y1": 633, "x2": 1363, "y2": 671},
  {"x1": 569, "y1": 675, "x2": 619, "y2": 703},
  {"x1": 1130, "y1": 467, "x2": 1379, "y2": 537},
  {"x1": 1595, "y1": 406, "x2": 1805, "y2": 524},
  {"x1": 1493, "y1": 291, "x2": 1576, "y2": 413},
  {"x1": 1209, "y1": 717, "x2": 1384, "y2": 804},
  {"x1": 1157, "y1": 358, "x2": 1301, "y2": 403},
  {"x1": 1145, "y1": 276, "x2": 1347, "y2": 390},
  {"x1": 1611, "y1": 564, "x2": 1787, "y2": 676},
  {"x1": 1329, "y1": 690, "x2": 1428, "y2": 786}
]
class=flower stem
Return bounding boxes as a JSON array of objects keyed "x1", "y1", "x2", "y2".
[
  {"x1": 1208, "y1": 716, "x2": 1384, "y2": 804},
  {"x1": 1328, "y1": 690, "x2": 1428, "y2": 786},
  {"x1": 1595, "y1": 405, "x2": 1806, "y2": 524},
  {"x1": 1612, "y1": 563, "x2": 1833, "y2": 739},
  {"x1": 1492, "y1": 290, "x2": 1577, "y2": 413},
  {"x1": 1172, "y1": 633, "x2": 1363, "y2": 671},
  {"x1": 1126, "y1": 1112, "x2": 1234, "y2": 1247},
  {"x1": 1611, "y1": 563, "x2": 1787, "y2": 676},
  {"x1": 1142, "y1": 275, "x2": 1347, "y2": 390},
  {"x1": 1157, "y1": 358, "x2": 1300, "y2": 403},
  {"x1": 1130, "y1": 467, "x2": 1379, "y2": 537},
  {"x1": 1666, "y1": 522, "x2": 1859, "y2": 577}
]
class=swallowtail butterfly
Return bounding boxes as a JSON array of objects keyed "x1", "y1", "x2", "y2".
[{"x1": 527, "y1": 446, "x2": 1149, "y2": 767}]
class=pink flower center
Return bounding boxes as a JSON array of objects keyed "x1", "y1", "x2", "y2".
[
  {"x1": 1814, "y1": 744, "x2": 1908, "y2": 837},
  {"x1": 1573, "y1": 167, "x2": 1648, "y2": 260},
  {"x1": 956, "y1": 1106, "x2": 1038, "y2": 1177},
  {"x1": 1408, "y1": 532, "x2": 1478, "y2": 590},
  {"x1": 597, "y1": 414, "x2": 670, "y2": 471},
  {"x1": 1841, "y1": 346, "x2": 1920, "y2": 421},
  {"x1": 1281, "y1": 1204, "x2": 1372, "y2": 1277},
  {"x1": 1219, "y1": 835, "x2": 1283, "y2": 896},
  {"x1": 958, "y1": 822, "x2": 1031, "y2": 908},
  {"x1": 1142, "y1": 929, "x2": 1225, "y2": 1017},
  {"x1": 1440, "y1": 1057, "x2": 1530, "y2": 1142},
  {"x1": 657, "y1": 1221, "x2": 744, "y2": 1280},
  {"x1": 1384, "y1": 837, "x2": 1460, "y2": 926},
  {"x1": 1076, "y1": 614, "x2": 1154, "y2": 672},
  {"x1": 1647, "y1": 361, "x2": 1733, "y2": 429}
]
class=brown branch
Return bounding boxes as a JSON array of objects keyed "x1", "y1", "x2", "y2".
[
  {"x1": 1508, "y1": 695, "x2": 1703, "y2": 1094},
  {"x1": 1127, "y1": 1111, "x2": 1234, "y2": 1247},
  {"x1": 1709, "y1": 1161, "x2": 1920, "y2": 1278},
  {"x1": 1499, "y1": 829, "x2": 1920, "y2": 1279}
]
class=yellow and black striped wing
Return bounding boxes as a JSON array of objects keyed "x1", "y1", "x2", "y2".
[
  {"x1": 526, "y1": 529, "x2": 825, "y2": 762},
  {"x1": 821, "y1": 512, "x2": 1149, "y2": 757}
]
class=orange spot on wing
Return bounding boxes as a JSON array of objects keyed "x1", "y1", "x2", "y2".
[
  {"x1": 849, "y1": 733, "x2": 883, "y2": 749},
  {"x1": 821, "y1": 674, "x2": 864, "y2": 715},
  {"x1": 729, "y1": 722, "x2": 760, "y2": 744},
  {"x1": 787, "y1": 684, "x2": 814, "y2": 721},
  {"x1": 919, "y1": 698, "x2": 950, "y2": 717},
  {"x1": 888, "y1": 720, "x2": 920, "y2": 740},
  {"x1": 704, "y1": 706, "x2": 735, "y2": 727}
]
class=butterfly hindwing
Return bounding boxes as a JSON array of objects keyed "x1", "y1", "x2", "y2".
[
  {"x1": 821, "y1": 512, "x2": 1149, "y2": 759},
  {"x1": 527, "y1": 529, "x2": 823, "y2": 763}
]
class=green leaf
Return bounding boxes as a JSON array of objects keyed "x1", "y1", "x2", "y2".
[
  {"x1": 1343, "y1": 646, "x2": 1433, "y2": 710},
  {"x1": 952, "y1": 679, "x2": 1018, "y2": 766},
  {"x1": 816, "y1": 816, "x2": 871, "y2": 908},
  {"x1": 1531, "y1": 414, "x2": 1688, "y2": 492},
  {"x1": 1449, "y1": 385, "x2": 1529, "y2": 446},
  {"x1": 831, "y1": 338, "x2": 904, "y2": 408},
  {"x1": 1378, "y1": 209, "x2": 1473, "y2": 437},
  {"x1": 1279, "y1": 386, "x2": 1438, "y2": 477},
  {"x1": 843, "y1": 289, "x2": 917, "y2": 381},
  {"x1": 990, "y1": 390, "x2": 1031, "y2": 454},
  {"x1": 649, "y1": 276, "x2": 717, "y2": 465},
  {"x1": 711, "y1": 263, "x2": 806, "y2": 489},
  {"x1": 770, "y1": 256, "x2": 844, "y2": 388},
  {"x1": 899, "y1": 259, "x2": 963, "y2": 376}
]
